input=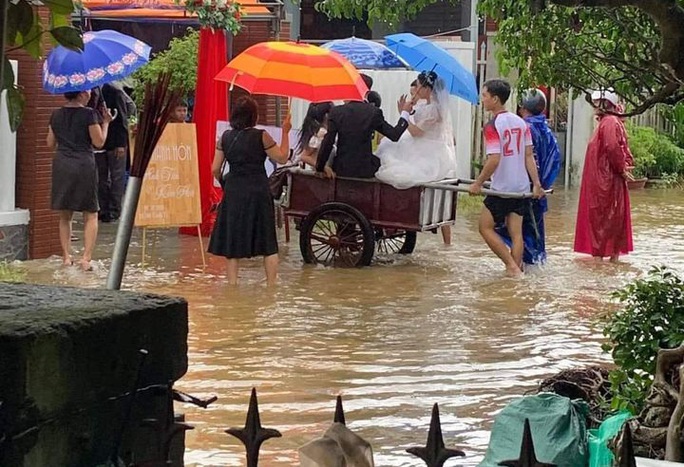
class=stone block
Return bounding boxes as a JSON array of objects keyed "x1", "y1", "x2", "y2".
[
  {"x1": 0, "y1": 224, "x2": 29, "y2": 261},
  {"x1": 0, "y1": 283, "x2": 189, "y2": 467}
]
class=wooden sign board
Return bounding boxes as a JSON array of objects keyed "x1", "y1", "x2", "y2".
[{"x1": 134, "y1": 123, "x2": 202, "y2": 228}]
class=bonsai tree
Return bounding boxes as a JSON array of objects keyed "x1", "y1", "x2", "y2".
[{"x1": 131, "y1": 28, "x2": 199, "y2": 108}]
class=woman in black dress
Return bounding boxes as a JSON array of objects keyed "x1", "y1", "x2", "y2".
[
  {"x1": 209, "y1": 96, "x2": 291, "y2": 285},
  {"x1": 47, "y1": 89, "x2": 113, "y2": 271}
]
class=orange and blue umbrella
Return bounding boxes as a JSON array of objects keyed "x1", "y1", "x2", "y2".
[
  {"x1": 43, "y1": 30, "x2": 151, "y2": 94},
  {"x1": 214, "y1": 41, "x2": 368, "y2": 102},
  {"x1": 385, "y1": 32, "x2": 478, "y2": 104}
]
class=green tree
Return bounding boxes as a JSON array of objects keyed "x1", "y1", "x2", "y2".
[
  {"x1": 316, "y1": 0, "x2": 684, "y2": 115},
  {"x1": 131, "y1": 29, "x2": 199, "y2": 106},
  {"x1": 1, "y1": 0, "x2": 84, "y2": 131}
]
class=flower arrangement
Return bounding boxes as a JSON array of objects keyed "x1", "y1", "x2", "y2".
[{"x1": 177, "y1": 0, "x2": 242, "y2": 33}]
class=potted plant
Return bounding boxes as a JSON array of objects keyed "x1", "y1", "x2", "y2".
[{"x1": 626, "y1": 124, "x2": 655, "y2": 189}]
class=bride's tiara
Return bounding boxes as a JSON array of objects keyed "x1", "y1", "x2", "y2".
[{"x1": 418, "y1": 70, "x2": 438, "y2": 88}]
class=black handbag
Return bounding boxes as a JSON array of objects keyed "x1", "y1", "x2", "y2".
[
  {"x1": 219, "y1": 130, "x2": 242, "y2": 188},
  {"x1": 268, "y1": 165, "x2": 294, "y2": 199}
]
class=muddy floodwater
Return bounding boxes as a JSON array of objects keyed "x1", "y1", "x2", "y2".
[{"x1": 19, "y1": 188, "x2": 684, "y2": 466}]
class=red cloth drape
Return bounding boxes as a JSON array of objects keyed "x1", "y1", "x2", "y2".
[
  {"x1": 180, "y1": 28, "x2": 227, "y2": 237},
  {"x1": 574, "y1": 115, "x2": 634, "y2": 257}
]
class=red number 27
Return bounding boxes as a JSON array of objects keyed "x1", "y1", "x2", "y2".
[{"x1": 503, "y1": 128, "x2": 522, "y2": 156}]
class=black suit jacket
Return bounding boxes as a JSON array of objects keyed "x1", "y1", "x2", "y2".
[
  {"x1": 316, "y1": 101, "x2": 409, "y2": 178},
  {"x1": 102, "y1": 83, "x2": 135, "y2": 151}
]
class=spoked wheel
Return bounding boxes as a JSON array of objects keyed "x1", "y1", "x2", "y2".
[
  {"x1": 375, "y1": 229, "x2": 417, "y2": 255},
  {"x1": 299, "y1": 202, "x2": 375, "y2": 267}
]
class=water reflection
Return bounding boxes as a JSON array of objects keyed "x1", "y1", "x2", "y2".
[{"x1": 18, "y1": 188, "x2": 684, "y2": 466}]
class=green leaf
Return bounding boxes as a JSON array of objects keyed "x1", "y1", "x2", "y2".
[
  {"x1": 50, "y1": 26, "x2": 84, "y2": 51},
  {"x1": 13, "y1": 0, "x2": 35, "y2": 36},
  {"x1": 5, "y1": 3, "x2": 21, "y2": 45},
  {"x1": 2, "y1": 59, "x2": 15, "y2": 91},
  {"x1": 6, "y1": 86, "x2": 26, "y2": 133},
  {"x1": 16, "y1": 14, "x2": 43, "y2": 59},
  {"x1": 49, "y1": 11, "x2": 70, "y2": 30},
  {"x1": 44, "y1": 0, "x2": 75, "y2": 15}
]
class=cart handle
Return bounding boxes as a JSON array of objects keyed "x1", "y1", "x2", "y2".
[
  {"x1": 452, "y1": 178, "x2": 553, "y2": 193},
  {"x1": 421, "y1": 181, "x2": 553, "y2": 199}
]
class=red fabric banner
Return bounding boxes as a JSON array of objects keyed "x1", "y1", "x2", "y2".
[{"x1": 180, "y1": 27, "x2": 227, "y2": 237}]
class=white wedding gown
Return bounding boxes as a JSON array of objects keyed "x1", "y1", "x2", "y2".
[{"x1": 375, "y1": 101, "x2": 457, "y2": 189}]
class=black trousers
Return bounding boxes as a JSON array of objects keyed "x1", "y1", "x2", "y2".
[{"x1": 96, "y1": 149, "x2": 126, "y2": 219}]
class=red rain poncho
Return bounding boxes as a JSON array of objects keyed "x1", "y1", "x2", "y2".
[{"x1": 574, "y1": 114, "x2": 634, "y2": 257}]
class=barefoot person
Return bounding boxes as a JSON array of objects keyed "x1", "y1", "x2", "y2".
[
  {"x1": 375, "y1": 71, "x2": 457, "y2": 245},
  {"x1": 573, "y1": 89, "x2": 634, "y2": 262},
  {"x1": 47, "y1": 89, "x2": 113, "y2": 271},
  {"x1": 469, "y1": 79, "x2": 544, "y2": 276},
  {"x1": 497, "y1": 89, "x2": 561, "y2": 264},
  {"x1": 209, "y1": 96, "x2": 291, "y2": 286}
]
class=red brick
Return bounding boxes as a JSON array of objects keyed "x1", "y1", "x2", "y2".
[{"x1": 8, "y1": 6, "x2": 62, "y2": 259}]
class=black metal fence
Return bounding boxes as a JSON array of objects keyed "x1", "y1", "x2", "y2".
[{"x1": 0, "y1": 348, "x2": 640, "y2": 467}]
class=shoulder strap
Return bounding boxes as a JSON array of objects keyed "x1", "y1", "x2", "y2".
[{"x1": 219, "y1": 129, "x2": 242, "y2": 176}]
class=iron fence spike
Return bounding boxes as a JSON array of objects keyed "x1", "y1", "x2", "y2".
[
  {"x1": 498, "y1": 419, "x2": 556, "y2": 467},
  {"x1": 617, "y1": 422, "x2": 637, "y2": 467},
  {"x1": 225, "y1": 388, "x2": 282, "y2": 467},
  {"x1": 406, "y1": 403, "x2": 465, "y2": 467},
  {"x1": 334, "y1": 395, "x2": 346, "y2": 425}
]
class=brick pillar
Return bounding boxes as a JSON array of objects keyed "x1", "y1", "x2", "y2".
[{"x1": 7, "y1": 7, "x2": 63, "y2": 259}]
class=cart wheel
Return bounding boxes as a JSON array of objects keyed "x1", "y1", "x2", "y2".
[
  {"x1": 376, "y1": 230, "x2": 417, "y2": 255},
  {"x1": 299, "y1": 202, "x2": 375, "y2": 267}
]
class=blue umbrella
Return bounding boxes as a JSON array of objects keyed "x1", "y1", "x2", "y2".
[
  {"x1": 321, "y1": 36, "x2": 409, "y2": 70},
  {"x1": 385, "y1": 32, "x2": 479, "y2": 104},
  {"x1": 43, "y1": 30, "x2": 151, "y2": 94}
]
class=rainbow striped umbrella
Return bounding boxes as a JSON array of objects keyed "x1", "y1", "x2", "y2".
[{"x1": 214, "y1": 41, "x2": 368, "y2": 102}]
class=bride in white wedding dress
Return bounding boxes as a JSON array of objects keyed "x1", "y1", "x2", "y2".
[{"x1": 375, "y1": 71, "x2": 457, "y2": 189}]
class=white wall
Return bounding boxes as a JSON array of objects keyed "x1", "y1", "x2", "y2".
[
  {"x1": 0, "y1": 60, "x2": 17, "y2": 212},
  {"x1": 568, "y1": 96, "x2": 595, "y2": 186},
  {"x1": 290, "y1": 41, "x2": 476, "y2": 179}
]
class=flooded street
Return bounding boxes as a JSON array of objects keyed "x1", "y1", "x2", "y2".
[{"x1": 17, "y1": 188, "x2": 684, "y2": 466}]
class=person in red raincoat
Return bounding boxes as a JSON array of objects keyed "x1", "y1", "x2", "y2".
[{"x1": 574, "y1": 90, "x2": 634, "y2": 262}]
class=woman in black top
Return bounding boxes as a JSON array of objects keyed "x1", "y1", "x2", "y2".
[
  {"x1": 209, "y1": 96, "x2": 290, "y2": 286},
  {"x1": 47, "y1": 89, "x2": 113, "y2": 271}
]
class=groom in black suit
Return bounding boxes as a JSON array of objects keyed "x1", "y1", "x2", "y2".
[{"x1": 315, "y1": 77, "x2": 414, "y2": 178}]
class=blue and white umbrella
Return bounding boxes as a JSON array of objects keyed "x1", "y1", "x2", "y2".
[
  {"x1": 321, "y1": 36, "x2": 409, "y2": 70},
  {"x1": 43, "y1": 30, "x2": 151, "y2": 94}
]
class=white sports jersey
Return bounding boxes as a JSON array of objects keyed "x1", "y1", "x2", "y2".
[{"x1": 483, "y1": 111, "x2": 533, "y2": 193}]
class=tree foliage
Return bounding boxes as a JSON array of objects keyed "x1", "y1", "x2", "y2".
[
  {"x1": 2, "y1": 0, "x2": 84, "y2": 131},
  {"x1": 317, "y1": 0, "x2": 684, "y2": 114},
  {"x1": 316, "y1": 0, "x2": 423, "y2": 28},
  {"x1": 131, "y1": 29, "x2": 199, "y2": 106},
  {"x1": 479, "y1": 0, "x2": 684, "y2": 115}
]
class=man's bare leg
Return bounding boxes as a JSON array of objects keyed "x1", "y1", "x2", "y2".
[
  {"x1": 440, "y1": 225, "x2": 451, "y2": 245},
  {"x1": 506, "y1": 212, "x2": 524, "y2": 269},
  {"x1": 478, "y1": 208, "x2": 522, "y2": 277}
]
